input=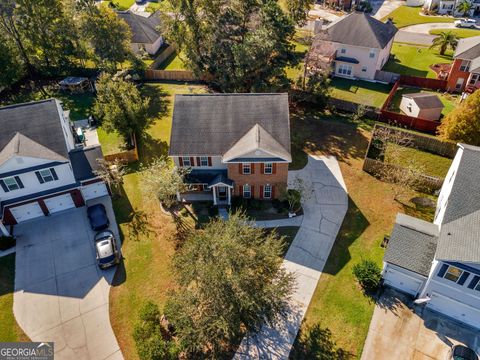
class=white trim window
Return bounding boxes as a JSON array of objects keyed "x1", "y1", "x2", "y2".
[
  {"x1": 3, "y1": 177, "x2": 21, "y2": 191},
  {"x1": 242, "y1": 163, "x2": 251, "y2": 175},
  {"x1": 200, "y1": 156, "x2": 209, "y2": 166},
  {"x1": 460, "y1": 60, "x2": 470, "y2": 72},
  {"x1": 443, "y1": 266, "x2": 463, "y2": 283},
  {"x1": 243, "y1": 184, "x2": 251, "y2": 198},
  {"x1": 474, "y1": 279, "x2": 480, "y2": 291},
  {"x1": 264, "y1": 163, "x2": 273, "y2": 174},
  {"x1": 369, "y1": 50, "x2": 376, "y2": 59},
  {"x1": 337, "y1": 64, "x2": 352, "y2": 76},
  {"x1": 182, "y1": 157, "x2": 191, "y2": 166},
  {"x1": 264, "y1": 184, "x2": 272, "y2": 199},
  {"x1": 340, "y1": 48, "x2": 346, "y2": 54},
  {"x1": 361, "y1": 66, "x2": 367, "y2": 72},
  {"x1": 38, "y1": 169, "x2": 55, "y2": 183}
]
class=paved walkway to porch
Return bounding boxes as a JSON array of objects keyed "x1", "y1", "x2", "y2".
[
  {"x1": 253, "y1": 216, "x2": 303, "y2": 229},
  {"x1": 234, "y1": 155, "x2": 348, "y2": 359}
]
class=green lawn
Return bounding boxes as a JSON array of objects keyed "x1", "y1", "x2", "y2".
[
  {"x1": 289, "y1": 110, "x2": 435, "y2": 357},
  {"x1": 330, "y1": 78, "x2": 392, "y2": 108},
  {"x1": 384, "y1": 43, "x2": 453, "y2": 78},
  {"x1": 382, "y1": 6, "x2": 454, "y2": 28},
  {"x1": 110, "y1": 0, "x2": 134, "y2": 10},
  {"x1": 158, "y1": 51, "x2": 188, "y2": 70},
  {"x1": 430, "y1": 28, "x2": 480, "y2": 38},
  {"x1": 0, "y1": 254, "x2": 29, "y2": 342},
  {"x1": 385, "y1": 144, "x2": 453, "y2": 178},
  {"x1": 390, "y1": 87, "x2": 460, "y2": 117}
]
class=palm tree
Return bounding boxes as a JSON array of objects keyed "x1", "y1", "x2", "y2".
[
  {"x1": 430, "y1": 31, "x2": 458, "y2": 55},
  {"x1": 457, "y1": 0, "x2": 473, "y2": 16}
]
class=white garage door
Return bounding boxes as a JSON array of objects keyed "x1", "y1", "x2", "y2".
[
  {"x1": 81, "y1": 182, "x2": 108, "y2": 201},
  {"x1": 383, "y1": 267, "x2": 424, "y2": 296},
  {"x1": 428, "y1": 293, "x2": 480, "y2": 329},
  {"x1": 44, "y1": 193, "x2": 75, "y2": 214},
  {"x1": 10, "y1": 202, "x2": 44, "y2": 223}
]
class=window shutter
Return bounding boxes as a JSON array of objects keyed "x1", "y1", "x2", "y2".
[
  {"x1": 251, "y1": 163, "x2": 255, "y2": 174},
  {"x1": 239, "y1": 163, "x2": 243, "y2": 174},
  {"x1": 14, "y1": 176, "x2": 24, "y2": 189},
  {"x1": 458, "y1": 271, "x2": 471, "y2": 286},
  {"x1": 50, "y1": 168, "x2": 58, "y2": 180},
  {"x1": 272, "y1": 185, "x2": 275, "y2": 199},
  {"x1": 251, "y1": 185, "x2": 255, "y2": 198},
  {"x1": 468, "y1": 275, "x2": 480, "y2": 289},
  {"x1": 179, "y1": 157, "x2": 184, "y2": 166},
  {"x1": 260, "y1": 186, "x2": 264, "y2": 199},
  {"x1": 208, "y1": 157, "x2": 212, "y2": 166},
  {"x1": 190, "y1": 157, "x2": 195, "y2": 166},
  {"x1": 239, "y1": 185, "x2": 243, "y2": 197},
  {"x1": 261, "y1": 163, "x2": 265, "y2": 174},
  {"x1": 35, "y1": 171, "x2": 45, "y2": 184},
  {"x1": 0, "y1": 180, "x2": 9, "y2": 192},
  {"x1": 437, "y1": 263, "x2": 449, "y2": 278},
  {"x1": 196, "y1": 157, "x2": 201, "y2": 166},
  {"x1": 273, "y1": 163, "x2": 277, "y2": 174}
]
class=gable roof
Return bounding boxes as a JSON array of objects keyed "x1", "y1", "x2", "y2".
[
  {"x1": 403, "y1": 93, "x2": 444, "y2": 109},
  {"x1": 454, "y1": 35, "x2": 480, "y2": 60},
  {"x1": 0, "y1": 99, "x2": 70, "y2": 161},
  {"x1": 117, "y1": 10, "x2": 161, "y2": 44},
  {"x1": 435, "y1": 144, "x2": 480, "y2": 262},
  {"x1": 169, "y1": 94, "x2": 291, "y2": 158},
  {"x1": 384, "y1": 214, "x2": 439, "y2": 276},
  {"x1": 317, "y1": 12, "x2": 397, "y2": 49}
]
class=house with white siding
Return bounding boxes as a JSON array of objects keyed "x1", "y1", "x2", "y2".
[
  {"x1": 0, "y1": 99, "x2": 109, "y2": 233},
  {"x1": 383, "y1": 143, "x2": 480, "y2": 329}
]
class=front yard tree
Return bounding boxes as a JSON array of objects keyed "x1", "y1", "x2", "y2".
[
  {"x1": 286, "y1": 0, "x2": 315, "y2": 26},
  {"x1": 94, "y1": 73, "x2": 151, "y2": 144},
  {"x1": 457, "y1": 0, "x2": 473, "y2": 16},
  {"x1": 438, "y1": 90, "x2": 480, "y2": 146},
  {"x1": 164, "y1": 0, "x2": 297, "y2": 92},
  {"x1": 141, "y1": 158, "x2": 191, "y2": 209},
  {"x1": 164, "y1": 213, "x2": 295, "y2": 357},
  {"x1": 0, "y1": 34, "x2": 24, "y2": 88},
  {"x1": 430, "y1": 31, "x2": 458, "y2": 55}
]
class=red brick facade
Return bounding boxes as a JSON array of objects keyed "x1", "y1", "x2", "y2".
[
  {"x1": 227, "y1": 163, "x2": 288, "y2": 199},
  {"x1": 447, "y1": 59, "x2": 471, "y2": 92}
]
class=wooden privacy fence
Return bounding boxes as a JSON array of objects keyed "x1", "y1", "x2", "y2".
[
  {"x1": 399, "y1": 75, "x2": 447, "y2": 91},
  {"x1": 104, "y1": 134, "x2": 139, "y2": 163},
  {"x1": 149, "y1": 44, "x2": 177, "y2": 70}
]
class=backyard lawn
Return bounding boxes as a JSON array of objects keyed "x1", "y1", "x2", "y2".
[
  {"x1": 384, "y1": 43, "x2": 453, "y2": 78},
  {"x1": 330, "y1": 78, "x2": 392, "y2": 108},
  {"x1": 430, "y1": 28, "x2": 480, "y2": 38},
  {"x1": 0, "y1": 254, "x2": 29, "y2": 342},
  {"x1": 382, "y1": 6, "x2": 454, "y2": 28},
  {"x1": 289, "y1": 111, "x2": 436, "y2": 357},
  {"x1": 158, "y1": 51, "x2": 188, "y2": 70}
]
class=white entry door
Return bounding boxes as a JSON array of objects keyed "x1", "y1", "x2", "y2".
[
  {"x1": 10, "y1": 202, "x2": 44, "y2": 223},
  {"x1": 44, "y1": 193, "x2": 75, "y2": 214}
]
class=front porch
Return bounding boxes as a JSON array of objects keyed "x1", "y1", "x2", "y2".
[{"x1": 181, "y1": 169, "x2": 234, "y2": 206}]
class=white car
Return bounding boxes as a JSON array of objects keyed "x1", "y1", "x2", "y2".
[
  {"x1": 454, "y1": 19, "x2": 477, "y2": 28},
  {"x1": 94, "y1": 231, "x2": 120, "y2": 269}
]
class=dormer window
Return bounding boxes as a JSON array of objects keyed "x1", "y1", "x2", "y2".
[{"x1": 242, "y1": 163, "x2": 251, "y2": 175}]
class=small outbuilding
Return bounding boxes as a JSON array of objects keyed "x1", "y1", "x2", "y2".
[{"x1": 399, "y1": 93, "x2": 444, "y2": 121}]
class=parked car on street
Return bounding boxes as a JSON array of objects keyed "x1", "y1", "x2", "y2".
[
  {"x1": 449, "y1": 344, "x2": 478, "y2": 360},
  {"x1": 454, "y1": 19, "x2": 477, "y2": 28},
  {"x1": 87, "y1": 204, "x2": 109, "y2": 231},
  {"x1": 94, "y1": 231, "x2": 120, "y2": 269}
]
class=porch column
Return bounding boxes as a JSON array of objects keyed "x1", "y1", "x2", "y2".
[
  {"x1": 176, "y1": 191, "x2": 181, "y2": 202},
  {"x1": 227, "y1": 187, "x2": 231, "y2": 206},
  {"x1": 0, "y1": 221, "x2": 10, "y2": 236},
  {"x1": 212, "y1": 187, "x2": 217, "y2": 205}
]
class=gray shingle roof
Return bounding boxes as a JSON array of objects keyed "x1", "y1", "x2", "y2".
[
  {"x1": 169, "y1": 94, "x2": 291, "y2": 157},
  {"x1": 0, "y1": 99, "x2": 69, "y2": 161},
  {"x1": 435, "y1": 144, "x2": 480, "y2": 262},
  {"x1": 117, "y1": 10, "x2": 161, "y2": 44},
  {"x1": 454, "y1": 35, "x2": 480, "y2": 60},
  {"x1": 317, "y1": 12, "x2": 397, "y2": 49},
  {"x1": 403, "y1": 93, "x2": 444, "y2": 109},
  {"x1": 384, "y1": 214, "x2": 439, "y2": 276},
  {"x1": 69, "y1": 146, "x2": 104, "y2": 182}
]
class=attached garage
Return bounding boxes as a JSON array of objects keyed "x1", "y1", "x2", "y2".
[
  {"x1": 383, "y1": 265, "x2": 425, "y2": 296},
  {"x1": 428, "y1": 292, "x2": 480, "y2": 329},
  {"x1": 44, "y1": 193, "x2": 75, "y2": 214},
  {"x1": 81, "y1": 182, "x2": 109, "y2": 201},
  {"x1": 9, "y1": 202, "x2": 44, "y2": 223}
]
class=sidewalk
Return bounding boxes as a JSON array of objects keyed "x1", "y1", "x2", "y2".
[{"x1": 234, "y1": 155, "x2": 348, "y2": 359}]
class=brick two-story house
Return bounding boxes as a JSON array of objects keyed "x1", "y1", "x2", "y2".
[
  {"x1": 0, "y1": 99, "x2": 108, "y2": 231},
  {"x1": 169, "y1": 94, "x2": 291, "y2": 206},
  {"x1": 445, "y1": 36, "x2": 480, "y2": 93}
]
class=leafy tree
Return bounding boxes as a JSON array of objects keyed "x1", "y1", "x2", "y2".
[
  {"x1": 0, "y1": 34, "x2": 24, "y2": 88},
  {"x1": 164, "y1": 213, "x2": 295, "y2": 357},
  {"x1": 93, "y1": 158, "x2": 126, "y2": 197},
  {"x1": 352, "y1": 259, "x2": 382, "y2": 292},
  {"x1": 457, "y1": 0, "x2": 473, "y2": 16},
  {"x1": 286, "y1": 0, "x2": 315, "y2": 26},
  {"x1": 141, "y1": 158, "x2": 191, "y2": 209},
  {"x1": 164, "y1": 0, "x2": 297, "y2": 92},
  {"x1": 282, "y1": 178, "x2": 312, "y2": 213},
  {"x1": 94, "y1": 73, "x2": 151, "y2": 142},
  {"x1": 430, "y1": 31, "x2": 458, "y2": 55},
  {"x1": 438, "y1": 90, "x2": 480, "y2": 146},
  {"x1": 295, "y1": 73, "x2": 331, "y2": 107}
]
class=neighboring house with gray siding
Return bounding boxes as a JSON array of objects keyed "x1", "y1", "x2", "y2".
[{"x1": 383, "y1": 143, "x2": 480, "y2": 329}]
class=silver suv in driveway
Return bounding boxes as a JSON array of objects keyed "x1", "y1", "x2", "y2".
[{"x1": 94, "y1": 230, "x2": 120, "y2": 269}]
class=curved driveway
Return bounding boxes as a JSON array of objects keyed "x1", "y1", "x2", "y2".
[{"x1": 235, "y1": 155, "x2": 348, "y2": 359}]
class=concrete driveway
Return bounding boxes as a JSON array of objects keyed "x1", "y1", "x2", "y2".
[
  {"x1": 13, "y1": 196, "x2": 123, "y2": 360},
  {"x1": 235, "y1": 155, "x2": 348, "y2": 359},
  {"x1": 362, "y1": 288, "x2": 480, "y2": 360}
]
